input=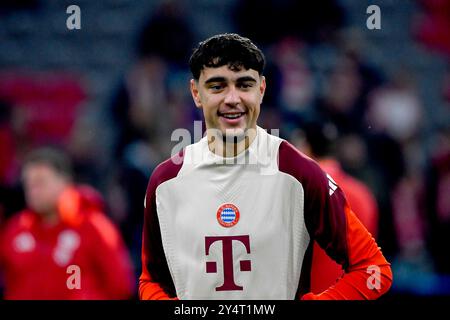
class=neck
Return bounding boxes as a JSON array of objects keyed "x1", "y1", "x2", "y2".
[{"x1": 208, "y1": 127, "x2": 257, "y2": 157}]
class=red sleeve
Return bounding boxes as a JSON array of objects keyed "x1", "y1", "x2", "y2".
[
  {"x1": 139, "y1": 153, "x2": 183, "y2": 300},
  {"x1": 139, "y1": 186, "x2": 174, "y2": 300},
  {"x1": 302, "y1": 204, "x2": 392, "y2": 300},
  {"x1": 278, "y1": 141, "x2": 392, "y2": 300},
  {"x1": 139, "y1": 251, "x2": 175, "y2": 300},
  {"x1": 87, "y1": 212, "x2": 135, "y2": 299}
]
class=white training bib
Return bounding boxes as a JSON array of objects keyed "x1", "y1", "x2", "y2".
[{"x1": 155, "y1": 127, "x2": 310, "y2": 299}]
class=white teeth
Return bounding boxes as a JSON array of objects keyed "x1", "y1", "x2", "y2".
[{"x1": 222, "y1": 113, "x2": 242, "y2": 119}]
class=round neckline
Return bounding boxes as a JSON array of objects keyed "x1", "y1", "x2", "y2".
[{"x1": 204, "y1": 127, "x2": 260, "y2": 162}]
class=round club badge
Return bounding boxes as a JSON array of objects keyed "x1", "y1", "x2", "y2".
[{"x1": 216, "y1": 203, "x2": 240, "y2": 228}]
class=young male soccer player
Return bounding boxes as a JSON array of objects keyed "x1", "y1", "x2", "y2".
[{"x1": 139, "y1": 33, "x2": 392, "y2": 300}]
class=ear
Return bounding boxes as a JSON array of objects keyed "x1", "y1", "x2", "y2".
[
  {"x1": 259, "y1": 76, "x2": 266, "y2": 104},
  {"x1": 190, "y1": 79, "x2": 202, "y2": 108}
]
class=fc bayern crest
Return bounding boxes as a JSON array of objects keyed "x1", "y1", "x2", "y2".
[{"x1": 216, "y1": 204, "x2": 240, "y2": 228}]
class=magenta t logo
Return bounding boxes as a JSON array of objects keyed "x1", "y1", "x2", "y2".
[{"x1": 205, "y1": 235, "x2": 251, "y2": 291}]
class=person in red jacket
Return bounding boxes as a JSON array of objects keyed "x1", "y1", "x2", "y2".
[{"x1": 0, "y1": 147, "x2": 134, "y2": 299}]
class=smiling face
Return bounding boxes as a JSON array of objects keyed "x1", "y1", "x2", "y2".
[{"x1": 190, "y1": 65, "x2": 266, "y2": 140}]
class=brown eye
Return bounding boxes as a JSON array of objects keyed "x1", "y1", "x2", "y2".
[
  {"x1": 238, "y1": 82, "x2": 253, "y2": 89},
  {"x1": 209, "y1": 84, "x2": 224, "y2": 92}
]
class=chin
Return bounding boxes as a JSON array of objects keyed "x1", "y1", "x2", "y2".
[{"x1": 221, "y1": 127, "x2": 247, "y2": 142}]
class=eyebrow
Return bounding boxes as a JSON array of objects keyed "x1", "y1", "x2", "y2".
[
  {"x1": 204, "y1": 76, "x2": 226, "y2": 84},
  {"x1": 204, "y1": 75, "x2": 258, "y2": 84},
  {"x1": 235, "y1": 76, "x2": 257, "y2": 83}
]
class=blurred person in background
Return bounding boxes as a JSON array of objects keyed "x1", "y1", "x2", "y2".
[
  {"x1": 414, "y1": 0, "x2": 450, "y2": 57},
  {"x1": 365, "y1": 68, "x2": 437, "y2": 294},
  {"x1": 421, "y1": 69, "x2": 450, "y2": 293},
  {"x1": 292, "y1": 120, "x2": 379, "y2": 294},
  {"x1": 0, "y1": 147, "x2": 134, "y2": 299},
  {"x1": 315, "y1": 51, "x2": 384, "y2": 136},
  {"x1": 233, "y1": 0, "x2": 345, "y2": 47},
  {"x1": 425, "y1": 125, "x2": 450, "y2": 275},
  {"x1": 271, "y1": 37, "x2": 315, "y2": 127},
  {"x1": 105, "y1": 2, "x2": 198, "y2": 273},
  {"x1": 0, "y1": 100, "x2": 25, "y2": 227}
]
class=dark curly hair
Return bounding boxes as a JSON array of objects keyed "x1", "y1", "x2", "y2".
[{"x1": 189, "y1": 33, "x2": 265, "y2": 80}]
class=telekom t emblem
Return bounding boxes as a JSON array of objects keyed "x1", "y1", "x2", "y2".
[{"x1": 205, "y1": 235, "x2": 251, "y2": 291}]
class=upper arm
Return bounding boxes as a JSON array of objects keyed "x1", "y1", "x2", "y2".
[
  {"x1": 139, "y1": 154, "x2": 183, "y2": 299},
  {"x1": 278, "y1": 140, "x2": 391, "y2": 274},
  {"x1": 303, "y1": 169, "x2": 351, "y2": 268},
  {"x1": 278, "y1": 141, "x2": 351, "y2": 267}
]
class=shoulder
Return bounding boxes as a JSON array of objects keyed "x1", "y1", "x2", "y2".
[
  {"x1": 0, "y1": 210, "x2": 36, "y2": 245},
  {"x1": 150, "y1": 150, "x2": 185, "y2": 187},
  {"x1": 278, "y1": 140, "x2": 328, "y2": 189},
  {"x1": 2, "y1": 210, "x2": 35, "y2": 232},
  {"x1": 145, "y1": 150, "x2": 185, "y2": 205}
]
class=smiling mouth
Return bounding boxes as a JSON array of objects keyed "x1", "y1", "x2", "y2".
[{"x1": 218, "y1": 112, "x2": 246, "y2": 119}]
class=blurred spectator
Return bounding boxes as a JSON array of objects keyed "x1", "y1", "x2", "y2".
[
  {"x1": 0, "y1": 100, "x2": 19, "y2": 186},
  {"x1": 233, "y1": 0, "x2": 345, "y2": 46},
  {"x1": 415, "y1": 0, "x2": 450, "y2": 57},
  {"x1": 105, "y1": 1, "x2": 199, "y2": 279},
  {"x1": 442, "y1": 65, "x2": 450, "y2": 109},
  {"x1": 137, "y1": 1, "x2": 194, "y2": 68},
  {"x1": 66, "y1": 111, "x2": 107, "y2": 189},
  {"x1": 361, "y1": 131, "x2": 404, "y2": 258},
  {"x1": 425, "y1": 124, "x2": 450, "y2": 275},
  {"x1": 291, "y1": 120, "x2": 379, "y2": 294},
  {"x1": 0, "y1": 147, "x2": 134, "y2": 299},
  {"x1": 0, "y1": 100, "x2": 25, "y2": 228},
  {"x1": 363, "y1": 68, "x2": 442, "y2": 295},
  {"x1": 272, "y1": 38, "x2": 315, "y2": 121},
  {"x1": 315, "y1": 51, "x2": 384, "y2": 135},
  {"x1": 0, "y1": 71, "x2": 89, "y2": 225},
  {"x1": 366, "y1": 71, "x2": 423, "y2": 144},
  {"x1": 364, "y1": 69, "x2": 425, "y2": 259}
]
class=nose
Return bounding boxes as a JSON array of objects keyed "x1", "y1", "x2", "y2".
[{"x1": 224, "y1": 86, "x2": 240, "y2": 106}]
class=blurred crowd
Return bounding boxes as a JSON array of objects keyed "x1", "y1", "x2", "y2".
[{"x1": 0, "y1": 0, "x2": 449, "y2": 298}]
